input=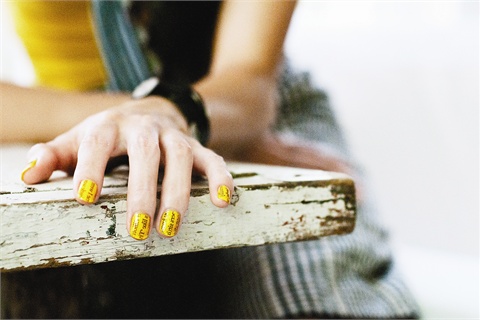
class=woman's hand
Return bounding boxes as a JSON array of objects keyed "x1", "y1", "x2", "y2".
[
  {"x1": 240, "y1": 132, "x2": 352, "y2": 172},
  {"x1": 237, "y1": 131, "x2": 363, "y2": 201},
  {"x1": 20, "y1": 97, "x2": 234, "y2": 240}
]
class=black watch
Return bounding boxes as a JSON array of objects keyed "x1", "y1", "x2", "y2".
[{"x1": 132, "y1": 77, "x2": 210, "y2": 146}]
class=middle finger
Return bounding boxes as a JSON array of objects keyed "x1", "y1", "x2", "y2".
[{"x1": 125, "y1": 125, "x2": 161, "y2": 240}]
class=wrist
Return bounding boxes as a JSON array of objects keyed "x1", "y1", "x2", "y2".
[{"x1": 140, "y1": 96, "x2": 191, "y2": 133}]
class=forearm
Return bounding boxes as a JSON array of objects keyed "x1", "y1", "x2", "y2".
[
  {"x1": 193, "y1": 0, "x2": 295, "y2": 159},
  {"x1": 0, "y1": 82, "x2": 129, "y2": 143},
  {"x1": 195, "y1": 68, "x2": 279, "y2": 159}
]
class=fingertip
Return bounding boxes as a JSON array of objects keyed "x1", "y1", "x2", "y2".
[
  {"x1": 20, "y1": 157, "x2": 57, "y2": 184},
  {"x1": 20, "y1": 159, "x2": 37, "y2": 183},
  {"x1": 215, "y1": 184, "x2": 232, "y2": 207},
  {"x1": 21, "y1": 143, "x2": 60, "y2": 184},
  {"x1": 128, "y1": 211, "x2": 152, "y2": 240},
  {"x1": 156, "y1": 208, "x2": 181, "y2": 238},
  {"x1": 208, "y1": 168, "x2": 234, "y2": 208},
  {"x1": 76, "y1": 179, "x2": 99, "y2": 204}
]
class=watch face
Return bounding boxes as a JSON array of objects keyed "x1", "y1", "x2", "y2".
[{"x1": 132, "y1": 77, "x2": 160, "y2": 99}]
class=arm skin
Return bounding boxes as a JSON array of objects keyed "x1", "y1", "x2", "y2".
[
  {"x1": 196, "y1": 1, "x2": 297, "y2": 158},
  {"x1": 0, "y1": 82, "x2": 130, "y2": 143}
]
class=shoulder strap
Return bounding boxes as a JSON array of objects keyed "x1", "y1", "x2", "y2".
[{"x1": 90, "y1": 0, "x2": 151, "y2": 92}]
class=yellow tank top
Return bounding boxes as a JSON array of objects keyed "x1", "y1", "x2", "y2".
[{"x1": 9, "y1": 1, "x2": 107, "y2": 91}]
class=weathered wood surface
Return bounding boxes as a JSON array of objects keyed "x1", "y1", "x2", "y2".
[{"x1": 0, "y1": 144, "x2": 356, "y2": 272}]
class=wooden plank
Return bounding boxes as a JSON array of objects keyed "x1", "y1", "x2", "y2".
[{"x1": 0, "y1": 144, "x2": 356, "y2": 272}]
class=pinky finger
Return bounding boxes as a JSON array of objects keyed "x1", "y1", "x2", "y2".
[{"x1": 190, "y1": 139, "x2": 234, "y2": 208}]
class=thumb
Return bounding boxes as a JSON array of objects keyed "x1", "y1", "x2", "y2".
[{"x1": 20, "y1": 141, "x2": 75, "y2": 184}]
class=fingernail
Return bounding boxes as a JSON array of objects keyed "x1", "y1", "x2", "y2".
[
  {"x1": 130, "y1": 212, "x2": 151, "y2": 240},
  {"x1": 217, "y1": 185, "x2": 231, "y2": 204},
  {"x1": 158, "y1": 209, "x2": 181, "y2": 238},
  {"x1": 78, "y1": 179, "x2": 98, "y2": 203},
  {"x1": 20, "y1": 159, "x2": 37, "y2": 182}
]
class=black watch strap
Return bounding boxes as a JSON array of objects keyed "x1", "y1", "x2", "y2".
[{"x1": 132, "y1": 77, "x2": 210, "y2": 146}]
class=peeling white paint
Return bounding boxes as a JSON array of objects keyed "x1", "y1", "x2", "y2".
[{"x1": 1, "y1": 145, "x2": 356, "y2": 271}]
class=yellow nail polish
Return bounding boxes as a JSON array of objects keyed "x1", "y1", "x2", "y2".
[
  {"x1": 78, "y1": 179, "x2": 98, "y2": 203},
  {"x1": 20, "y1": 159, "x2": 37, "y2": 182},
  {"x1": 217, "y1": 185, "x2": 231, "y2": 203},
  {"x1": 130, "y1": 212, "x2": 151, "y2": 240},
  {"x1": 158, "y1": 209, "x2": 181, "y2": 238}
]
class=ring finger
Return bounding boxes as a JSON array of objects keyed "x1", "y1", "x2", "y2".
[{"x1": 155, "y1": 129, "x2": 193, "y2": 238}]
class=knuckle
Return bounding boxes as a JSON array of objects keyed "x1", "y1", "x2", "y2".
[
  {"x1": 203, "y1": 150, "x2": 230, "y2": 177},
  {"x1": 29, "y1": 142, "x2": 47, "y2": 154},
  {"x1": 138, "y1": 114, "x2": 158, "y2": 126},
  {"x1": 129, "y1": 132, "x2": 160, "y2": 157},
  {"x1": 205, "y1": 150, "x2": 225, "y2": 165},
  {"x1": 162, "y1": 133, "x2": 193, "y2": 157},
  {"x1": 80, "y1": 132, "x2": 112, "y2": 150},
  {"x1": 133, "y1": 132, "x2": 159, "y2": 149},
  {"x1": 89, "y1": 111, "x2": 120, "y2": 129},
  {"x1": 172, "y1": 140, "x2": 193, "y2": 160},
  {"x1": 80, "y1": 119, "x2": 119, "y2": 151},
  {"x1": 99, "y1": 108, "x2": 123, "y2": 123},
  {"x1": 27, "y1": 142, "x2": 55, "y2": 164}
]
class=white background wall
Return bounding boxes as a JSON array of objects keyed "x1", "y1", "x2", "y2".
[
  {"x1": 1, "y1": 1, "x2": 479, "y2": 318},
  {"x1": 1, "y1": 2, "x2": 34, "y2": 85},
  {"x1": 284, "y1": 1, "x2": 478, "y2": 318}
]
